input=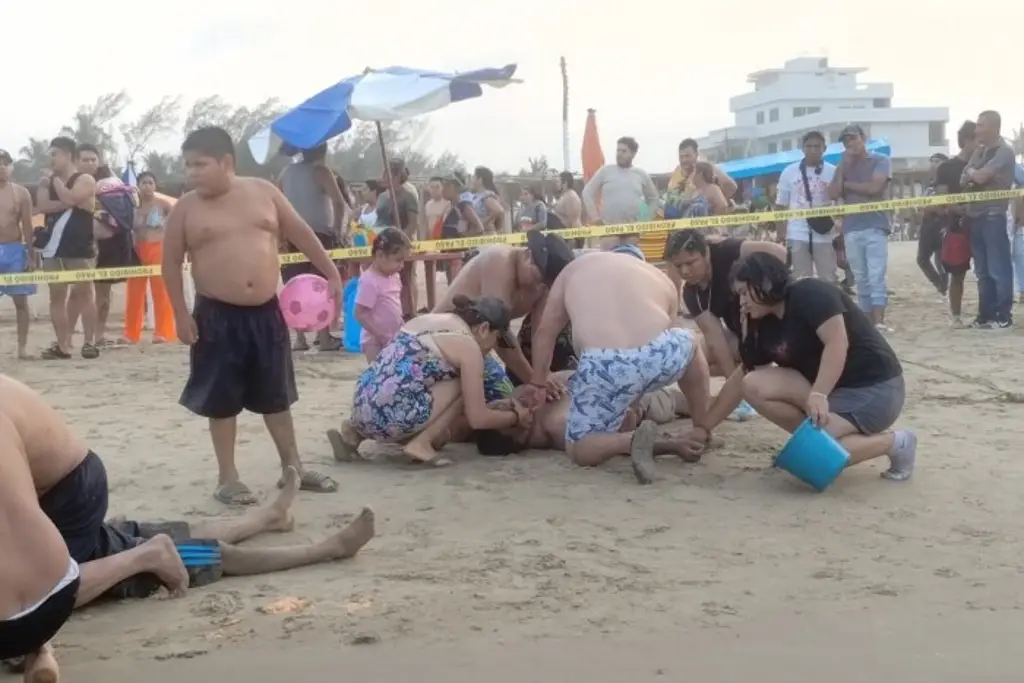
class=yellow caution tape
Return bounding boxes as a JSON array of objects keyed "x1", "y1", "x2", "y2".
[{"x1": 3, "y1": 188, "x2": 1021, "y2": 286}]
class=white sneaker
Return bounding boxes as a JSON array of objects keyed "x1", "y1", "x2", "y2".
[{"x1": 950, "y1": 315, "x2": 965, "y2": 329}]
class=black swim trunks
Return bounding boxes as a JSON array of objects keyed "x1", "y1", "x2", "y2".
[
  {"x1": 180, "y1": 295, "x2": 297, "y2": 419},
  {"x1": 38, "y1": 451, "x2": 222, "y2": 600},
  {"x1": 0, "y1": 567, "x2": 79, "y2": 660}
]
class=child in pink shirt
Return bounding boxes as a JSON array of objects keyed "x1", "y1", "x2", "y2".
[{"x1": 354, "y1": 227, "x2": 413, "y2": 362}]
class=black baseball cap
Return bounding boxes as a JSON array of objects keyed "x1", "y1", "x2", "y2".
[
  {"x1": 0, "y1": 149, "x2": 12, "y2": 164},
  {"x1": 526, "y1": 230, "x2": 575, "y2": 286},
  {"x1": 840, "y1": 124, "x2": 866, "y2": 141}
]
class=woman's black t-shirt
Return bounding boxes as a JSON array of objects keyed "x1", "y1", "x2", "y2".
[
  {"x1": 682, "y1": 237, "x2": 744, "y2": 336},
  {"x1": 739, "y1": 278, "x2": 902, "y2": 388}
]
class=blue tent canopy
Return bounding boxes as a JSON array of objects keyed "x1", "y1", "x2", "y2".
[{"x1": 719, "y1": 139, "x2": 891, "y2": 180}]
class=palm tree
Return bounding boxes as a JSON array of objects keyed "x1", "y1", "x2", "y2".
[
  {"x1": 60, "y1": 91, "x2": 131, "y2": 160},
  {"x1": 12, "y1": 137, "x2": 51, "y2": 182},
  {"x1": 141, "y1": 151, "x2": 186, "y2": 185}
]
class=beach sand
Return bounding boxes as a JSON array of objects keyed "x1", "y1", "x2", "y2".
[{"x1": 2, "y1": 242, "x2": 1023, "y2": 682}]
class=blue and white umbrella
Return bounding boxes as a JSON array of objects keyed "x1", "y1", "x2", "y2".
[{"x1": 248, "y1": 64, "x2": 519, "y2": 163}]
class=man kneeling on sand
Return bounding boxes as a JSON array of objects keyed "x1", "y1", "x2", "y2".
[
  {"x1": 519, "y1": 251, "x2": 714, "y2": 484},
  {"x1": 0, "y1": 374, "x2": 375, "y2": 612}
]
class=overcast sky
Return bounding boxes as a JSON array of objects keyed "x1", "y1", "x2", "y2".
[{"x1": 5, "y1": 0, "x2": 1021, "y2": 175}]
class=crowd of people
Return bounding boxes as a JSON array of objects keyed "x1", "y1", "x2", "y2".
[{"x1": 2, "y1": 107, "x2": 1021, "y2": 680}]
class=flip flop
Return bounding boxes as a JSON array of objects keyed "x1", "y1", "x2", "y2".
[
  {"x1": 213, "y1": 481, "x2": 258, "y2": 506},
  {"x1": 327, "y1": 428, "x2": 363, "y2": 462},
  {"x1": 279, "y1": 470, "x2": 338, "y2": 493},
  {"x1": 40, "y1": 343, "x2": 71, "y2": 360},
  {"x1": 81, "y1": 343, "x2": 100, "y2": 359}
]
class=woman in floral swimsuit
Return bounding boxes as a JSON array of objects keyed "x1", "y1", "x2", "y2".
[{"x1": 329, "y1": 295, "x2": 532, "y2": 466}]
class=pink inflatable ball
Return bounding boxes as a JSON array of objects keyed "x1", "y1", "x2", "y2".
[{"x1": 279, "y1": 274, "x2": 336, "y2": 332}]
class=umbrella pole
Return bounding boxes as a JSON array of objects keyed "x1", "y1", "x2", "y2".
[{"x1": 376, "y1": 121, "x2": 400, "y2": 203}]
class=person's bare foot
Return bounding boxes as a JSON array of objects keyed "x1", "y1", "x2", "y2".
[
  {"x1": 23, "y1": 643, "x2": 58, "y2": 683},
  {"x1": 402, "y1": 439, "x2": 452, "y2": 467},
  {"x1": 328, "y1": 421, "x2": 364, "y2": 462},
  {"x1": 327, "y1": 507, "x2": 376, "y2": 560},
  {"x1": 265, "y1": 466, "x2": 298, "y2": 532},
  {"x1": 140, "y1": 534, "x2": 189, "y2": 597},
  {"x1": 629, "y1": 421, "x2": 658, "y2": 485}
]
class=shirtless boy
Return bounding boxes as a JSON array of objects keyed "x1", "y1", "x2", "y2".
[
  {"x1": 162, "y1": 127, "x2": 344, "y2": 505},
  {"x1": 0, "y1": 373, "x2": 375, "y2": 614},
  {"x1": 522, "y1": 251, "x2": 713, "y2": 484},
  {"x1": 0, "y1": 421, "x2": 75, "y2": 683},
  {"x1": 0, "y1": 149, "x2": 37, "y2": 359},
  {"x1": 434, "y1": 231, "x2": 576, "y2": 397}
]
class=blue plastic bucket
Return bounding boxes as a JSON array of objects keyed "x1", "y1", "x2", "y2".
[
  {"x1": 773, "y1": 419, "x2": 850, "y2": 492},
  {"x1": 342, "y1": 278, "x2": 362, "y2": 353}
]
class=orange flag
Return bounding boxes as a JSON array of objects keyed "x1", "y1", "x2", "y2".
[{"x1": 581, "y1": 109, "x2": 605, "y2": 182}]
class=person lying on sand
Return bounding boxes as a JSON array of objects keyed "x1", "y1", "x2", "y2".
[
  {"x1": 472, "y1": 370, "x2": 703, "y2": 479},
  {"x1": 329, "y1": 295, "x2": 534, "y2": 467},
  {"x1": 0, "y1": 374, "x2": 376, "y2": 616},
  {"x1": 434, "y1": 231, "x2": 577, "y2": 396},
  {"x1": 519, "y1": 251, "x2": 713, "y2": 484},
  {"x1": 0, "y1": 418, "x2": 76, "y2": 683}
]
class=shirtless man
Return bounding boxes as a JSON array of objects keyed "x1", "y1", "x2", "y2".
[
  {"x1": 162, "y1": 126, "x2": 344, "y2": 506},
  {"x1": 475, "y1": 370, "x2": 697, "y2": 464},
  {"x1": 0, "y1": 421, "x2": 74, "y2": 683},
  {"x1": 0, "y1": 149, "x2": 37, "y2": 359},
  {"x1": 33, "y1": 137, "x2": 99, "y2": 360},
  {"x1": 0, "y1": 373, "x2": 376, "y2": 616},
  {"x1": 522, "y1": 251, "x2": 713, "y2": 484},
  {"x1": 434, "y1": 230, "x2": 576, "y2": 397}
]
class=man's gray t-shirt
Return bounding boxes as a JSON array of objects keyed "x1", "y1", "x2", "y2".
[
  {"x1": 962, "y1": 140, "x2": 1015, "y2": 217},
  {"x1": 841, "y1": 152, "x2": 892, "y2": 234}
]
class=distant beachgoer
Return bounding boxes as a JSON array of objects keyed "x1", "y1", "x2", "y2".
[
  {"x1": 0, "y1": 148, "x2": 37, "y2": 359},
  {"x1": 551, "y1": 171, "x2": 583, "y2": 230},
  {"x1": 470, "y1": 166, "x2": 505, "y2": 233},
  {"x1": 581, "y1": 136, "x2": 659, "y2": 227},
  {"x1": 515, "y1": 183, "x2": 548, "y2": 231},
  {"x1": 33, "y1": 137, "x2": 99, "y2": 360},
  {"x1": 124, "y1": 171, "x2": 176, "y2": 344}
]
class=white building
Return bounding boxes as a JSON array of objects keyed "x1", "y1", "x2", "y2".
[{"x1": 696, "y1": 57, "x2": 949, "y2": 171}]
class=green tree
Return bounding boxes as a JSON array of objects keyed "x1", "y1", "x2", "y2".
[
  {"x1": 60, "y1": 91, "x2": 131, "y2": 160},
  {"x1": 182, "y1": 95, "x2": 288, "y2": 178},
  {"x1": 13, "y1": 137, "x2": 51, "y2": 183},
  {"x1": 121, "y1": 97, "x2": 182, "y2": 166},
  {"x1": 519, "y1": 155, "x2": 553, "y2": 178},
  {"x1": 326, "y1": 120, "x2": 466, "y2": 181},
  {"x1": 141, "y1": 151, "x2": 186, "y2": 186}
]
